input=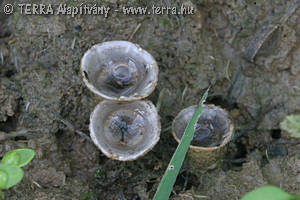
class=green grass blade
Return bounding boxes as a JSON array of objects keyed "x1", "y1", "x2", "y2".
[{"x1": 153, "y1": 88, "x2": 209, "y2": 200}]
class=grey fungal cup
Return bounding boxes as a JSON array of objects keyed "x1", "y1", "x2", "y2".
[
  {"x1": 81, "y1": 41, "x2": 159, "y2": 101},
  {"x1": 90, "y1": 100, "x2": 161, "y2": 161},
  {"x1": 172, "y1": 104, "x2": 234, "y2": 170}
]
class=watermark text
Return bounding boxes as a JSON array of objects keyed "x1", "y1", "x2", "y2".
[{"x1": 3, "y1": 3, "x2": 195, "y2": 17}]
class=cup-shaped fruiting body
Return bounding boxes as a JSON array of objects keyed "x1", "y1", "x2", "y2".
[
  {"x1": 90, "y1": 100, "x2": 161, "y2": 161},
  {"x1": 81, "y1": 41, "x2": 159, "y2": 101},
  {"x1": 172, "y1": 104, "x2": 234, "y2": 170}
]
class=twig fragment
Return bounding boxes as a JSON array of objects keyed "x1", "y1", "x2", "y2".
[
  {"x1": 32, "y1": 180, "x2": 42, "y2": 189},
  {"x1": 60, "y1": 119, "x2": 92, "y2": 142},
  {"x1": 156, "y1": 88, "x2": 169, "y2": 113},
  {"x1": 245, "y1": 0, "x2": 300, "y2": 62},
  {"x1": 181, "y1": 84, "x2": 188, "y2": 102},
  {"x1": 128, "y1": 23, "x2": 141, "y2": 41},
  {"x1": 225, "y1": 60, "x2": 231, "y2": 81},
  {"x1": 245, "y1": 23, "x2": 279, "y2": 62},
  {"x1": 0, "y1": 129, "x2": 29, "y2": 141},
  {"x1": 0, "y1": 50, "x2": 3, "y2": 65},
  {"x1": 71, "y1": 37, "x2": 76, "y2": 49}
]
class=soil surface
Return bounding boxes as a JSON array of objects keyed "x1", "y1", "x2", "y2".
[{"x1": 0, "y1": 0, "x2": 300, "y2": 199}]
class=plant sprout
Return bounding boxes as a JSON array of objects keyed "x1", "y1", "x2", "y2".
[
  {"x1": 241, "y1": 185, "x2": 300, "y2": 200},
  {"x1": 280, "y1": 114, "x2": 300, "y2": 138},
  {"x1": 0, "y1": 148, "x2": 35, "y2": 199},
  {"x1": 153, "y1": 88, "x2": 209, "y2": 200}
]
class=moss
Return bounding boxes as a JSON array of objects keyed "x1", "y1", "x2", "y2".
[{"x1": 79, "y1": 192, "x2": 97, "y2": 200}]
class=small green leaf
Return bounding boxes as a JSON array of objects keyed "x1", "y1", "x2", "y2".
[
  {"x1": 280, "y1": 114, "x2": 300, "y2": 138},
  {"x1": 1, "y1": 151, "x2": 21, "y2": 166},
  {"x1": 241, "y1": 185, "x2": 294, "y2": 200},
  {"x1": 0, "y1": 170, "x2": 8, "y2": 189},
  {"x1": 0, "y1": 164, "x2": 24, "y2": 189},
  {"x1": 13, "y1": 148, "x2": 35, "y2": 167},
  {"x1": 2, "y1": 149, "x2": 35, "y2": 167}
]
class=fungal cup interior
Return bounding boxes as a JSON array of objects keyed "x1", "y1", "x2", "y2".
[
  {"x1": 90, "y1": 101, "x2": 160, "y2": 161},
  {"x1": 173, "y1": 105, "x2": 232, "y2": 148},
  {"x1": 105, "y1": 110, "x2": 146, "y2": 146},
  {"x1": 81, "y1": 41, "x2": 158, "y2": 100}
]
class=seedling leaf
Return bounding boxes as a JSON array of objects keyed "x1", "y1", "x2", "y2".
[
  {"x1": 2, "y1": 148, "x2": 35, "y2": 167},
  {"x1": 1, "y1": 151, "x2": 21, "y2": 166},
  {"x1": 241, "y1": 185, "x2": 295, "y2": 200},
  {"x1": 280, "y1": 114, "x2": 300, "y2": 138},
  {"x1": 153, "y1": 88, "x2": 209, "y2": 200},
  {"x1": 0, "y1": 164, "x2": 24, "y2": 189},
  {"x1": 0, "y1": 170, "x2": 8, "y2": 189}
]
